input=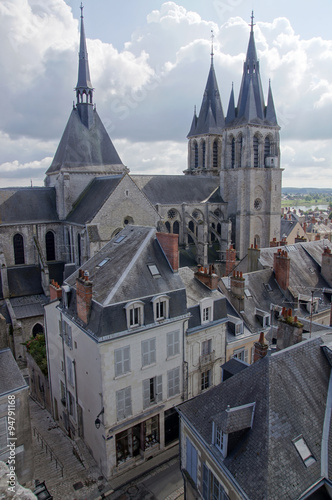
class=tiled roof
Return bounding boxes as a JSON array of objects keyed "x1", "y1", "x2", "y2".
[
  {"x1": 0, "y1": 348, "x2": 28, "y2": 395},
  {"x1": 0, "y1": 188, "x2": 58, "y2": 223},
  {"x1": 178, "y1": 338, "x2": 331, "y2": 499}
]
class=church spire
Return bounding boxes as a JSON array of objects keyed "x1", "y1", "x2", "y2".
[
  {"x1": 236, "y1": 11, "x2": 265, "y2": 122},
  {"x1": 76, "y1": 3, "x2": 93, "y2": 106}
]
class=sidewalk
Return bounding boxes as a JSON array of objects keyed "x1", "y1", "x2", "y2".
[{"x1": 29, "y1": 398, "x2": 181, "y2": 500}]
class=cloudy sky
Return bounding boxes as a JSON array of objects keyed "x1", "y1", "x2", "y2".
[{"x1": 1, "y1": 0, "x2": 332, "y2": 188}]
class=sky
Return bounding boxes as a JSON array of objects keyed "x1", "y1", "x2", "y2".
[{"x1": 1, "y1": 0, "x2": 332, "y2": 189}]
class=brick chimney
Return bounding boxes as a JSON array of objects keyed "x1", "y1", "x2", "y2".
[
  {"x1": 303, "y1": 222, "x2": 307, "y2": 233},
  {"x1": 253, "y1": 332, "x2": 268, "y2": 362},
  {"x1": 225, "y1": 244, "x2": 236, "y2": 275},
  {"x1": 195, "y1": 265, "x2": 219, "y2": 290},
  {"x1": 248, "y1": 244, "x2": 260, "y2": 272},
  {"x1": 76, "y1": 270, "x2": 93, "y2": 325},
  {"x1": 49, "y1": 280, "x2": 62, "y2": 301},
  {"x1": 321, "y1": 246, "x2": 332, "y2": 287},
  {"x1": 273, "y1": 249, "x2": 290, "y2": 290},
  {"x1": 276, "y1": 308, "x2": 303, "y2": 351},
  {"x1": 156, "y1": 232, "x2": 179, "y2": 272}
]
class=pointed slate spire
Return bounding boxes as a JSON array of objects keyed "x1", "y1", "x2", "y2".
[
  {"x1": 226, "y1": 83, "x2": 236, "y2": 124},
  {"x1": 265, "y1": 80, "x2": 278, "y2": 125},
  {"x1": 187, "y1": 34, "x2": 225, "y2": 137},
  {"x1": 76, "y1": 4, "x2": 93, "y2": 105},
  {"x1": 236, "y1": 12, "x2": 265, "y2": 122}
]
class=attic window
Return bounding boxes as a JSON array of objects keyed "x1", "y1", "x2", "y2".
[
  {"x1": 264, "y1": 283, "x2": 272, "y2": 292},
  {"x1": 244, "y1": 289, "x2": 252, "y2": 298},
  {"x1": 97, "y1": 258, "x2": 110, "y2": 268},
  {"x1": 148, "y1": 264, "x2": 161, "y2": 278},
  {"x1": 114, "y1": 235, "x2": 126, "y2": 243},
  {"x1": 292, "y1": 435, "x2": 316, "y2": 467}
]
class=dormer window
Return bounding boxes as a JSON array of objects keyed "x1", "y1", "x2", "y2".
[
  {"x1": 200, "y1": 298, "x2": 214, "y2": 325},
  {"x1": 228, "y1": 315, "x2": 243, "y2": 336},
  {"x1": 151, "y1": 295, "x2": 169, "y2": 322},
  {"x1": 125, "y1": 301, "x2": 144, "y2": 329},
  {"x1": 212, "y1": 422, "x2": 227, "y2": 457},
  {"x1": 255, "y1": 309, "x2": 270, "y2": 328}
]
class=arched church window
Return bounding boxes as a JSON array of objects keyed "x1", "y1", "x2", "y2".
[
  {"x1": 213, "y1": 140, "x2": 218, "y2": 168},
  {"x1": 32, "y1": 323, "x2": 44, "y2": 338},
  {"x1": 264, "y1": 136, "x2": 271, "y2": 159},
  {"x1": 189, "y1": 221, "x2": 195, "y2": 234},
  {"x1": 217, "y1": 223, "x2": 221, "y2": 235},
  {"x1": 45, "y1": 231, "x2": 56, "y2": 261},
  {"x1": 194, "y1": 142, "x2": 198, "y2": 168},
  {"x1": 13, "y1": 234, "x2": 25, "y2": 265},
  {"x1": 66, "y1": 228, "x2": 72, "y2": 262},
  {"x1": 231, "y1": 138, "x2": 235, "y2": 168},
  {"x1": 236, "y1": 135, "x2": 243, "y2": 167},
  {"x1": 202, "y1": 141, "x2": 206, "y2": 168},
  {"x1": 165, "y1": 221, "x2": 171, "y2": 233},
  {"x1": 253, "y1": 136, "x2": 259, "y2": 167},
  {"x1": 173, "y1": 221, "x2": 180, "y2": 235}
]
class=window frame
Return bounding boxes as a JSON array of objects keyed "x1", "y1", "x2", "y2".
[
  {"x1": 200, "y1": 298, "x2": 214, "y2": 325},
  {"x1": 167, "y1": 330, "x2": 180, "y2": 358},
  {"x1": 167, "y1": 366, "x2": 180, "y2": 398},
  {"x1": 143, "y1": 375, "x2": 163, "y2": 409},
  {"x1": 114, "y1": 345, "x2": 131, "y2": 378},
  {"x1": 152, "y1": 295, "x2": 169, "y2": 322},
  {"x1": 125, "y1": 301, "x2": 144, "y2": 329},
  {"x1": 201, "y1": 369, "x2": 211, "y2": 391},
  {"x1": 141, "y1": 337, "x2": 156, "y2": 367},
  {"x1": 116, "y1": 386, "x2": 132, "y2": 421}
]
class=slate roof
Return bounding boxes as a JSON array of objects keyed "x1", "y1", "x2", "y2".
[
  {"x1": 280, "y1": 218, "x2": 299, "y2": 239},
  {"x1": 64, "y1": 226, "x2": 187, "y2": 339},
  {"x1": 0, "y1": 348, "x2": 28, "y2": 396},
  {"x1": 225, "y1": 240, "x2": 332, "y2": 333},
  {"x1": 7, "y1": 266, "x2": 44, "y2": 297},
  {"x1": 178, "y1": 337, "x2": 332, "y2": 499},
  {"x1": 45, "y1": 108, "x2": 124, "y2": 174},
  {"x1": 187, "y1": 58, "x2": 225, "y2": 137},
  {"x1": 9, "y1": 295, "x2": 48, "y2": 320},
  {"x1": 0, "y1": 188, "x2": 58, "y2": 223},
  {"x1": 66, "y1": 175, "x2": 124, "y2": 224},
  {"x1": 131, "y1": 175, "x2": 222, "y2": 205}
]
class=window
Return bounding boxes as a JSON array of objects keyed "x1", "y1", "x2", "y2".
[
  {"x1": 201, "y1": 370, "x2": 211, "y2": 391},
  {"x1": 148, "y1": 264, "x2": 161, "y2": 278},
  {"x1": 202, "y1": 339, "x2": 212, "y2": 355},
  {"x1": 67, "y1": 391, "x2": 75, "y2": 419},
  {"x1": 233, "y1": 348, "x2": 248, "y2": 364},
  {"x1": 66, "y1": 356, "x2": 74, "y2": 387},
  {"x1": 13, "y1": 233, "x2": 25, "y2": 265},
  {"x1": 62, "y1": 321, "x2": 72, "y2": 349},
  {"x1": 142, "y1": 338, "x2": 156, "y2": 367},
  {"x1": 143, "y1": 375, "x2": 162, "y2": 408},
  {"x1": 60, "y1": 380, "x2": 66, "y2": 403},
  {"x1": 200, "y1": 298, "x2": 214, "y2": 325},
  {"x1": 45, "y1": 231, "x2": 56, "y2": 261},
  {"x1": 125, "y1": 301, "x2": 144, "y2": 329},
  {"x1": 152, "y1": 295, "x2": 169, "y2": 321},
  {"x1": 114, "y1": 346, "x2": 130, "y2": 377},
  {"x1": 116, "y1": 386, "x2": 132, "y2": 421},
  {"x1": 215, "y1": 426, "x2": 224, "y2": 452},
  {"x1": 202, "y1": 464, "x2": 210, "y2": 500},
  {"x1": 167, "y1": 367, "x2": 180, "y2": 398},
  {"x1": 292, "y1": 435, "x2": 316, "y2": 467},
  {"x1": 186, "y1": 437, "x2": 197, "y2": 484},
  {"x1": 0, "y1": 417, "x2": 8, "y2": 453},
  {"x1": 167, "y1": 330, "x2": 180, "y2": 358},
  {"x1": 203, "y1": 465, "x2": 230, "y2": 500},
  {"x1": 212, "y1": 475, "x2": 230, "y2": 500}
]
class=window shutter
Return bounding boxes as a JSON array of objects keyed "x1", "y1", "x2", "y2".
[
  {"x1": 124, "y1": 386, "x2": 132, "y2": 418},
  {"x1": 167, "y1": 332, "x2": 173, "y2": 358},
  {"x1": 143, "y1": 379, "x2": 150, "y2": 409},
  {"x1": 67, "y1": 324, "x2": 73, "y2": 349},
  {"x1": 202, "y1": 464, "x2": 210, "y2": 500},
  {"x1": 173, "y1": 366, "x2": 180, "y2": 395},
  {"x1": 151, "y1": 338, "x2": 156, "y2": 364},
  {"x1": 156, "y1": 375, "x2": 162, "y2": 402},
  {"x1": 123, "y1": 346, "x2": 130, "y2": 373},
  {"x1": 186, "y1": 438, "x2": 197, "y2": 484},
  {"x1": 116, "y1": 389, "x2": 124, "y2": 420},
  {"x1": 114, "y1": 349, "x2": 122, "y2": 377}
]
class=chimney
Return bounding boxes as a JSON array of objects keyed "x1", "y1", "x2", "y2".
[
  {"x1": 321, "y1": 246, "x2": 332, "y2": 287},
  {"x1": 230, "y1": 271, "x2": 245, "y2": 311},
  {"x1": 273, "y1": 249, "x2": 290, "y2": 290},
  {"x1": 248, "y1": 244, "x2": 260, "y2": 272},
  {"x1": 303, "y1": 222, "x2": 307, "y2": 233},
  {"x1": 49, "y1": 280, "x2": 62, "y2": 301},
  {"x1": 276, "y1": 308, "x2": 303, "y2": 351},
  {"x1": 225, "y1": 244, "x2": 236, "y2": 275},
  {"x1": 76, "y1": 270, "x2": 93, "y2": 324},
  {"x1": 194, "y1": 265, "x2": 219, "y2": 290},
  {"x1": 156, "y1": 232, "x2": 179, "y2": 272},
  {"x1": 315, "y1": 234, "x2": 321, "y2": 241},
  {"x1": 270, "y1": 237, "x2": 278, "y2": 248},
  {"x1": 253, "y1": 332, "x2": 268, "y2": 362}
]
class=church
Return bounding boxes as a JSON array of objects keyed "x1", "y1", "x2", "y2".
[{"x1": 0, "y1": 10, "x2": 282, "y2": 355}]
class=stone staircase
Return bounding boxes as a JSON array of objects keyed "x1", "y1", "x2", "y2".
[{"x1": 29, "y1": 398, "x2": 103, "y2": 500}]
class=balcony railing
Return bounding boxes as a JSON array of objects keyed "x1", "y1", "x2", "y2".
[{"x1": 199, "y1": 351, "x2": 215, "y2": 367}]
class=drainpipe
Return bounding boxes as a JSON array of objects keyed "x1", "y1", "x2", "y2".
[{"x1": 73, "y1": 359, "x2": 80, "y2": 436}]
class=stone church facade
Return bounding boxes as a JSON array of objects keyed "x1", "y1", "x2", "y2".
[{"x1": 0, "y1": 11, "x2": 281, "y2": 352}]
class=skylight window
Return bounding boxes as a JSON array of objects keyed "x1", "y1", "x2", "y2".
[
  {"x1": 148, "y1": 264, "x2": 160, "y2": 278},
  {"x1": 244, "y1": 289, "x2": 252, "y2": 298},
  {"x1": 114, "y1": 235, "x2": 126, "y2": 243},
  {"x1": 292, "y1": 435, "x2": 316, "y2": 467},
  {"x1": 97, "y1": 258, "x2": 110, "y2": 268}
]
